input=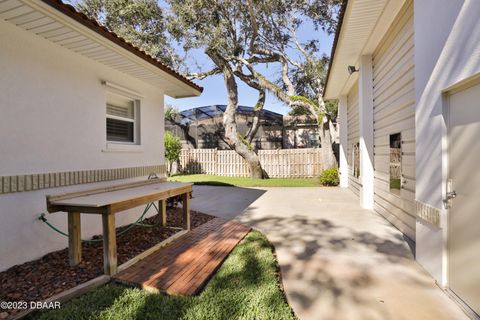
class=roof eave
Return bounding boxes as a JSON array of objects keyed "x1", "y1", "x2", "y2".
[
  {"x1": 38, "y1": 0, "x2": 203, "y2": 96},
  {"x1": 323, "y1": 0, "x2": 348, "y2": 101},
  {"x1": 323, "y1": 0, "x2": 407, "y2": 100}
]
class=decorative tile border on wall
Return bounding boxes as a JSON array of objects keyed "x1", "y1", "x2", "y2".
[
  {"x1": 0, "y1": 165, "x2": 166, "y2": 195},
  {"x1": 416, "y1": 201, "x2": 440, "y2": 227}
]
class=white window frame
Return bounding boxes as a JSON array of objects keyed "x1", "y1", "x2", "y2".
[
  {"x1": 106, "y1": 97, "x2": 138, "y2": 144},
  {"x1": 102, "y1": 81, "x2": 144, "y2": 153},
  {"x1": 389, "y1": 132, "x2": 402, "y2": 195}
]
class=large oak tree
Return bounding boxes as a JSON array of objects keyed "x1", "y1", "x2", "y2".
[
  {"x1": 168, "y1": 0, "x2": 340, "y2": 177},
  {"x1": 77, "y1": 0, "x2": 340, "y2": 178}
]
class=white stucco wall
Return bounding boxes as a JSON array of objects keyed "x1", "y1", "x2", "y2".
[
  {"x1": 414, "y1": 0, "x2": 480, "y2": 284},
  {"x1": 0, "y1": 20, "x2": 167, "y2": 271}
]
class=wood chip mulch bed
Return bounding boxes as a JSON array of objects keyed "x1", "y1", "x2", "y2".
[{"x1": 0, "y1": 208, "x2": 214, "y2": 319}]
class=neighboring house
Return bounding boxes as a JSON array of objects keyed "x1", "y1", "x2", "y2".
[
  {"x1": 283, "y1": 115, "x2": 322, "y2": 149},
  {"x1": 166, "y1": 105, "x2": 324, "y2": 150},
  {"x1": 165, "y1": 105, "x2": 284, "y2": 150},
  {"x1": 325, "y1": 0, "x2": 480, "y2": 316},
  {"x1": 0, "y1": 0, "x2": 201, "y2": 271}
]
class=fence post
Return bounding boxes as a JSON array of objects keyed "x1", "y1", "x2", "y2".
[{"x1": 214, "y1": 149, "x2": 218, "y2": 175}]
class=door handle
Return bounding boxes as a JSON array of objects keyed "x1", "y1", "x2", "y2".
[
  {"x1": 446, "y1": 191, "x2": 457, "y2": 200},
  {"x1": 444, "y1": 179, "x2": 456, "y2": 209}
]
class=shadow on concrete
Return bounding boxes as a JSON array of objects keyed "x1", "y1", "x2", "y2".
[
  {"x1": 236, "y1": 211, "x2": 448, "y2": 319},
  {"x1": 190, "y1": 186, "x2": 466, "y2": 319}
]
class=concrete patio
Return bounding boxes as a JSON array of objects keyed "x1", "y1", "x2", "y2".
[{"x1": 191, "y1": 186, "x2": 469, "y2": 320}]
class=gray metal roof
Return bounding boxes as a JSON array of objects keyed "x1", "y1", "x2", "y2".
[{"x1": 178, "y1": 105, "x2": 283, "y2": 125}]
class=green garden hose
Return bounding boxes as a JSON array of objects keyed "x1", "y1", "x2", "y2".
[{"x1": 38, "y1": 201, "x2": 160, "y2": 243}]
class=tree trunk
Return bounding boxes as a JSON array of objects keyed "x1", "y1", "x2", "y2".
[
  {"x1": 207, "y1": 51, "x2": 264, "y2": 178},
  {"x1": 318, "y1": 115, "x2": 337, "y2": 170},
  {"x1": 246, "y1": 89, "x2": 266, "y2": 145},
  {"x1": 329, "y1": 119, "x2": 339, "y2": 144}
]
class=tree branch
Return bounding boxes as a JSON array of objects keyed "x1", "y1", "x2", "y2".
[
  {"x1": 187, "y1": 67, "x2": 221, "y2": 80},
  {"x1": 289, "y1": 27, "x2": 312, "y2": 63},
  {"x1": 283, "y1": 55, "x2": 302, "y2": 69},
  {"x1": 245, "y1": 0, "x2": 295, "y2": 96},
  {"x1": 246, "y1": 0, "x2": 258, "y2": 53},
  {"x1": 246, "y1": 88, "x2": 266, "y2": 144},
  {"x1": 233, "y1": 57, "x2": 322, "y2": 118}
]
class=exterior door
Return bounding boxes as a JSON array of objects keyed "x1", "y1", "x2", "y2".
[{"x1": 448, "y1": 82, "x2": 480, "y2": 315}]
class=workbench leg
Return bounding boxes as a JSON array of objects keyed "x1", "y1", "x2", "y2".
[
  {"x1": 102, "y1": 213, "x2": 117, "y2": 275},
  {"x1": 159, "y1": 199, "x2": 167, "y2": 227},
  {"x1": 68, "y1": 212, "x2": 81, "y2": 266},
  {"x1": 182, "y1": 192, "x2": 190, "y2": 230}
]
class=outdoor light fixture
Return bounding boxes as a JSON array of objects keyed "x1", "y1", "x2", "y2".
[{"x1": 348, "y1": 65, "x2": 359, "y2": 75}]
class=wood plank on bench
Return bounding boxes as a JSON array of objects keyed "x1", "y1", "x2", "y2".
[
  {"x1": 113, "y1": 218, "x2": 251, "y2": 296},
  {"x1": 46, "y1": 180, "x2": 193, "y2": 275}
]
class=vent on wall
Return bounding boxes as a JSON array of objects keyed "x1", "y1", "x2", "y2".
[{"x1": 416, "y1": 201, "x2": 440, "y2": 226}]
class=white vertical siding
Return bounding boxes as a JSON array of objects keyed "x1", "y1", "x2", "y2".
[
  {"x1": 347, "y1": 82, "x2": 361, "y2": 197},
  {"x1": 372, "y1": 0, "x2": 416, "y2": 240}
]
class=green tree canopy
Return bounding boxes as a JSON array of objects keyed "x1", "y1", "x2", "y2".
[
  {"x1": 164, "y1": 132, "x2": 182, "y2": 176},
  {"x1": 164, "y1": 104, "x2": 179, "y2": 122},
  {"x1": 167, "y1": 0, "x2": 341, "y2": 171},
  {"x1": 78, "y1": 0, "x2": 180, "y2": 67}
]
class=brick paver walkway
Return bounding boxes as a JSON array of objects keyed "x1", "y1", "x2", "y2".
[{"x1": 113, "y1": 218, "x2": 250, "y2": 296}]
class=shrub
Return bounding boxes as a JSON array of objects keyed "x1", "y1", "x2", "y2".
[
  {"x1": 319, "y1": 167, "x2": 339, "y2": 186},
  {"x1": 164, "y1": 131, "x2": 182, "y2": 176}
]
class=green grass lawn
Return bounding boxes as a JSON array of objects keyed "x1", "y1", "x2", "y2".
[
  {"x1": 36, "y1": 231, "x2": 296, "y2": 320},
  {"x1": 169, "y1": 174, "x2": 321, "y2": 187}
]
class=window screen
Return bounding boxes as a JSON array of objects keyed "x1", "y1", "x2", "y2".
[
  {"x1": 106, "y1": 118, "x2": 134, "y2": 142},
  {"x1": 106, "y1": 95, "x2": 136, "y2": 143}
]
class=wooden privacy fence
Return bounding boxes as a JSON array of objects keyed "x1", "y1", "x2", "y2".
[{"x1": 178, "y1": 148, "x2": 323, "y2": 178}]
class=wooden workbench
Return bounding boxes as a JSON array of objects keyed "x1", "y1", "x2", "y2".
[{"x1": 47, "y1": 179, "x2": 193, "y2": 275}]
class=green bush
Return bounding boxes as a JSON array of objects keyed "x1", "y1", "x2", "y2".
[
  {"x1": 164, "y1": 131, "x2": 182, "y2": 176},
  {"x1": 319, "y1": 167, "x2": 339, "y2": 186}
]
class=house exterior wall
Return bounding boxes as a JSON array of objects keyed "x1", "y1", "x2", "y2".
[
  {"x1": 282, "y1": 116, "x2": 321, "y2": 149},
  {"x1": 0, "y1": 20, "x2": 166, "y2": 271},
  {"x1": 414, "y1": 0, "x2": 480, "y2": 284},
  {"x1": 358, "y1": 55, "x2": 374, "y2": 210},
  {"x1": 346, "y1": 82, "x2": 361, "y2": 197},
  {"x1": 372, "y1": 1, "x2": 416, "y2": 241},
  {"x1": 338, "y1": 96, "x2": 349, "y2": 187},
  {"x1": 330, "y1": 0, "x2": 480, "y2": 313},
  {"x1": 283, "y1": 127, "x2": 320, "y2": 149}
]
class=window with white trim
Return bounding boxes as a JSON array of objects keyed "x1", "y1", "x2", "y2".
[{"x1": 106, "y1": 93, "x2": 139, "y2": 144}]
